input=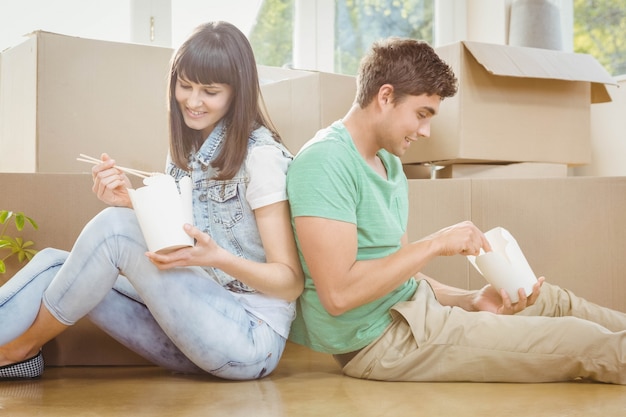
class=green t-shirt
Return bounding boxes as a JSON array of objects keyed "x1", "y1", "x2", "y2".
[{"x1": 286, "y1": 120, "x2": 418, "y2": 354}]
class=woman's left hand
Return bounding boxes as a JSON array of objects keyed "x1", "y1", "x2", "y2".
[
  {"x1": 471, "y1": 276, "x2": 545, "y2": 315},
  {"x1": 145, "y1": 224, "x2": 223, "y2": 270}
]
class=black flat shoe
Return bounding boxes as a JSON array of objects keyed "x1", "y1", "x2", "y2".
[{"x1": 0, "y1": 351, "x2": 44, "y2": 380}]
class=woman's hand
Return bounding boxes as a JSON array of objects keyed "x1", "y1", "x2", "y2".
[
  {"x1": 471, "y1": 276, "x2": 545, "y2": 314},
  {"x1": 146, "y1": 200, "x2": 304, "y2": 302},
  {"x1": 91, "y1": 153, "x2": 133, "y2": 207},
  {"x1": 145, "y1": 224, "x2": 223, "y2": 270}
]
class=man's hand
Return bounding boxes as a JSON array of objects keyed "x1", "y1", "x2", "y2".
[
  {"x1": 423, "y1": 221, "x2": 492, "y2": 257},
  {"x1": 471, "y1": 276, "x2": 545, "y2": 314}
]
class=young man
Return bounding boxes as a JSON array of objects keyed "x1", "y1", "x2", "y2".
[{"x1": 286, "y1": 37, "x2": 626, "y2": 384}]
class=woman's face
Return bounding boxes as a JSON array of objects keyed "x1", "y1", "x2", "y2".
[{"x1": 175, "y1": 75, "x2": 233, "y2": 138}]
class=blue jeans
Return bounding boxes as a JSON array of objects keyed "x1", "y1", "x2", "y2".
[{"x1": 0, "y1": 207, "x2": 285, "y2": 380}]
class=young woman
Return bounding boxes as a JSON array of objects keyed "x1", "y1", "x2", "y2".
[{"x1": 0, "y1": 21, "x2": 303, "y2": 381}]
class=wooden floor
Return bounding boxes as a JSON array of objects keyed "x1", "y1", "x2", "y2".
[{"x1": 1, "y1": 342, "x2": 625, "y2": 416}]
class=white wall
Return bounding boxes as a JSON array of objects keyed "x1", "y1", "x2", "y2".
[
  {"x1": 0, "y1": 0, "x2": 131, "y2": 51},
  {"x1": 0, "y1": 0, "x2": 263, "y2": 52},
  {"x1": 435, "y1": 0, "x2": 573, "y2": 50},
  {"x1": 170, "y1": 0, "x2": 262, "y2": 48}
]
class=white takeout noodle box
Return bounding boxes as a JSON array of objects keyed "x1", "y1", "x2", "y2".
[
  {"x1": 128, "y1": 175, "x2": 193, "y2": 254},
  {"x1": 466, "y1": 227, "x2": 537, "y2": 303}
]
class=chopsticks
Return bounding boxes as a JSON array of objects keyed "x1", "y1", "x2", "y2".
[{"x1": 76, "y1": 154, "x2": 158, "y2": 179}]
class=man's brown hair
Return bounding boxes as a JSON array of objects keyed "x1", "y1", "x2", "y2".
[{"x1": 355, "y1": 37, "x2": 458, "y2": 107}]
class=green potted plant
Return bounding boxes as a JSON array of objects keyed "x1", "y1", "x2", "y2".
[{"x1": 0, "y1": 210, "x2": 38, "y2": 274}]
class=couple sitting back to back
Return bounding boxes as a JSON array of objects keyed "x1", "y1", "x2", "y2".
[{"x1": 1, "y1": 21, "x2": 625, "y2": 384}]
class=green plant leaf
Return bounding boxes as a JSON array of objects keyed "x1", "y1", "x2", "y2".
[
  {"x1": 23, "y1": 248, "x2": 38, "y2": 261},
  {"x1": 0, "y1": 210, "x2": 10, "y2": 224},
  {"x1": 25, "y1": 216, "x2": 39, "y2": 230},
  {"x1": 0, "y1": 210, "x2": 39, "y2": 273},
  {"x1": 21, "y1": 240, "x2": 35, "y2": 249},
  {"x1": 15, "y1": 213, "x2": 25, "y2": 231}
]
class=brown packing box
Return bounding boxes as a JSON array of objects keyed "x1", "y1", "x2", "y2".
[
  {"x1": 407, "y1": 177, "x2": 626, "y2": 313},
  {"x1": 0, "y1": 32, "x2": 356, "y2": 174},
  {"x1": 0, "y1": 31, "x2": 173, "y2": 174},
  {"x1": 401, "y1": 41, "x2": 617, "y2": 166},
  {"x1": 436, "y1": 162, "x2": 568, "y2": 179},
  {"x1": 258, "y1": 65, "x2": 356, "y2": 154},
  {"x1": 469, "y1": 177, "x2": 626, "y2": 313},
  {"x1": 403, "y1": 162, "x2": 568, "y2": 179},
  {"x1": 2, "y1": 174, "x2": 625, "y2": 365},
  {"x1": 0, "y1": 173, "x2": 150, "y2": 366},
  {"x1": 406, "y1": 179, "x2": 471, "y2": 289}
]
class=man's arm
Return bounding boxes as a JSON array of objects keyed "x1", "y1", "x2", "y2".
[
  {"x1": 400, "y1": 231, "x2": 544, "y2": 314},
  {"x1": 294, "y1": 216, "x2": 489, "y2": 316}
]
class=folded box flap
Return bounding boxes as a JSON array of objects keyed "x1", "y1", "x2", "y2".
[{"x1": 463, "y1": 41, "x2": 617, "y2": 103}]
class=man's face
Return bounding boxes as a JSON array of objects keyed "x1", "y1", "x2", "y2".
[{"x1": 379, "y1": 93, "x2": 441, "y2": 157}]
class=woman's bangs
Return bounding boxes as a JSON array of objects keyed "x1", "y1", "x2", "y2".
[{"x1": 177, "y1": 47, "x2": 234, "y2": 86}]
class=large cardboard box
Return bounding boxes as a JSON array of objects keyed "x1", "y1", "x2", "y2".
[
  {"x1": 2, "y1": 174, "x2": 625, "y2": 366},
  {"x1": 407, "y1": 177, "x2": 626, "y2": 313},
  {"x1": 0, "y1": 31, "x2": 174, "y2": 174},
  {"x1": 401, "y1": 41, "x2": 617, "y2": 166},
  {"x1": 436, "y1": 162, "x2": 568, "y2": 179},
  {"x1": 404, "y1": 162, "x2": 568, "y2": 179},
  {"x1": 0, "y1": 173, "x2": 150, "y2": 366},
  {"x1": 259, "y1": 66, "x2": 356, "y2": 154},
  {"x1": 469, "y1": 177, "x2": 626, "y2": 313},
  {"x1": 0, "y1": 32, "x2": 355, "y2": 174}
]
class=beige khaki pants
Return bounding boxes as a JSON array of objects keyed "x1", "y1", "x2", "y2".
[{"x1": 342, "y1": 280, "x2": 626, "y2": 384}]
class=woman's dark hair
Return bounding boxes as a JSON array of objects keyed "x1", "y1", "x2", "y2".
[
  {"x1": 167, "y1": 21, "x2": 280, "y2": 179},
  {"x1": 355, "y1": 37, "x2": 458, "y2": 107}
]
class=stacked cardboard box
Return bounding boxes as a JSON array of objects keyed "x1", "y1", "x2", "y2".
[
  {"x1": 2, "y1": 174, "x2": 625, "y2": 365},
  {"x1": 0, "y1": 32, "x2": 356, "y2": 366},
  {"x1": 402, "y1": 41, "x2": 617, "y2": 179},
  {"x1": 2, "y1": 32, "x2": 624, "y2": 368},
  {"x1": 0, "y1": 31, "x2": 356, "y2": 174},
  {"x1": 407, "y1": 177, "x2": 626, "y2": 313}
]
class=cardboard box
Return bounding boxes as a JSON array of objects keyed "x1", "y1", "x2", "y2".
[
  {"x1": 403, "y1": 163, "x2": 437, "y2": 179},
  {"x1": 407, "y1": 177, "x2": 626, "y2": 313},
  {"x1": 470, "y1": 177, "x2": 626, "y2": 313},
  {"x1": 406, "y1": 179, "x2": 472, "y2": 289},
  {"x1": 436, "y1": 162, "x2": 568, "y2": 179},
  {"x1": 0, "y1": 31, "x2": 174, "y2": 174},
  {"x1": 403, "y1": 162, "x2": 567, "y2": 179},
  {"x1": 0, "y1": 173, "x2": 150, "y2": 366},
  {"x1": 259, "y1": 66, "x2": 356, "y2": 154},
  {"x1": 2, "y1": 174, "x2": 625, "y2": 365},
  {"x1": 0, "y1": 32, "x2": 356, "y2": 173},
  {"x1": 401, "y1": 41, "x2": 617, "y2": 166}
]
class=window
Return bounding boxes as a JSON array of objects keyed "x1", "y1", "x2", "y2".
[
  {"x1": 250, "y1": 0, "x2": 434, "y2": 74},
  {"x1": 335, "y1": 0, "x2": 434, "y2": 75},
  {"x1": 574, "y1": 0, "x2": 626, "y2": 76},
  {"x1": 249, "y1": 0, "x2": 294, "y2": 68}
]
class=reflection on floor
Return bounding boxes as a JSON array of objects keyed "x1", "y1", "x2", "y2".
[{"x1": 1, "y1": 342, "x2": 625, "y2": 417}]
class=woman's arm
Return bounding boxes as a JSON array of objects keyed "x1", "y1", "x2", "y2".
[{"x1": 146, "y1": 200, "x2": 304, "y2": 302}]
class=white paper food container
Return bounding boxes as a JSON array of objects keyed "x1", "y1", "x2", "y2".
[
  {"x1": 128, "y1": 175, "x2": 193, "y2": 254},
  {"x1": 467, "y1": 227, "x2": 537, "y2": 303}
]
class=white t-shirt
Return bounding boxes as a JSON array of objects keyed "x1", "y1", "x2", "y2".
[
  {"x1": 245, "y1": 144, "x2": 290, "y2": 210},
  {"x1": 238, "y1": 143, "x2": 295, "y2": 339}
]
